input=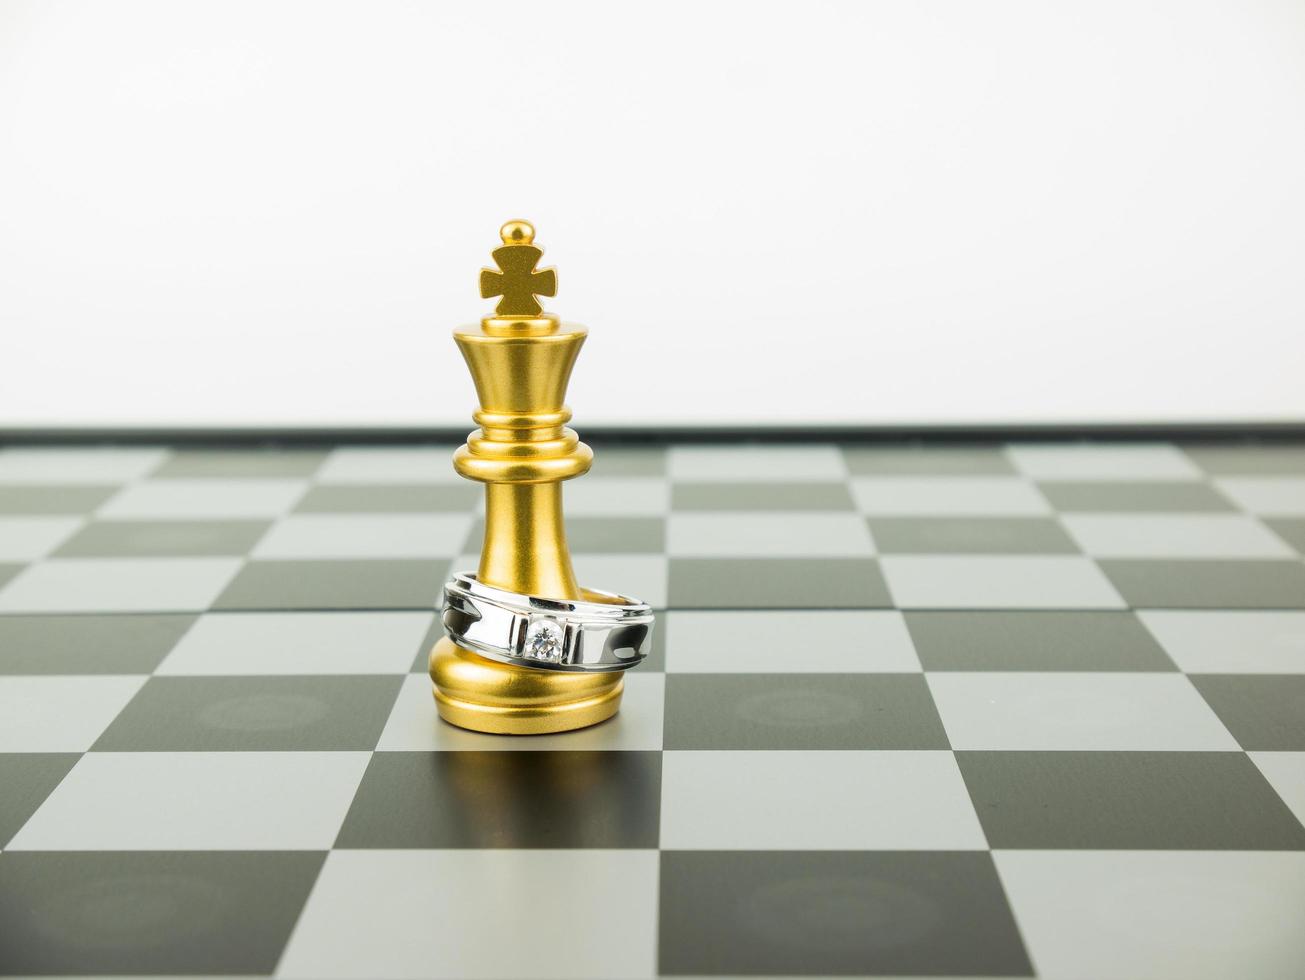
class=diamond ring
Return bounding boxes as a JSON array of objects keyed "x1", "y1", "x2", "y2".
[{"x1": 441, "y1": 571, "x2": 654, "y2": 673}]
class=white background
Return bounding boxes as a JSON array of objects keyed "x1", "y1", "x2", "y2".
[{"x1": 2, "y1": 0, "x2": 1303, "y2": 429}]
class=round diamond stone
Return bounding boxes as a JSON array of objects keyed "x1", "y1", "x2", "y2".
[{"x1": 524, "y1": 620, "x2": 563, "y2": 662}]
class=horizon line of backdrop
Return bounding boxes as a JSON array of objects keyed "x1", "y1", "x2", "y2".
[{"x1": 2, "y1": 0, "x2": 1304, "y2": 429}]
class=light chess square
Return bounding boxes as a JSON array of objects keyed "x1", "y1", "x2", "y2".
[
  {"x1": 279, "y1": 850, "x2": 659, "y2": 979},
  {"x1": 660, "y1": 750, "x2": 986, "y2": 850},
  {"x1": 995, "y1": 851, "x2": 1305, "y2": 980},
  {"x1": 7, "y1": 751, "x2": 369, "y2": 850},
  {"x1": 99, "y1": 478, "x2": 310, "y2": 519},
  {"x1": 0, "y1": 557, "x2": 243, "y2": 612},
  {"x1": 0, "y1": 516, "x2": 82, "y2": 561}
]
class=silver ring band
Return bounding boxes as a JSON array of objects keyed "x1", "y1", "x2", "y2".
[{"x1": 441, "y1": 571, "x2": 654, "y2": 673}]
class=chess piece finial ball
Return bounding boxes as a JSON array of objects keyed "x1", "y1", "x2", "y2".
[{"x1": 500, "y1": 220, "x2": 535, "y2": 245}]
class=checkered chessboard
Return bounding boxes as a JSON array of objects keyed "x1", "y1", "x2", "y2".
[{"x1": 1, "y1": 439, "x2": 1304, "y2": 979}]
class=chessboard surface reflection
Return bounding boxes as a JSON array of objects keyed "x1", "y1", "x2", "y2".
[{"x1": 1, "y1": 440, "x2": 1304, "y2": 978}]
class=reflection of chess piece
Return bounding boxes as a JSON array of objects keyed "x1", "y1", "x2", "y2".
[
  {"x1": 437, "y1": 750, "x2": 659, "y2": 846},
  {"x1": 430, "y1": 221, "x2": 640, "y2": 734}
]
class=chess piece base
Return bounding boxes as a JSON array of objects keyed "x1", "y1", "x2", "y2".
[{"x1": 429, "y1": 637, "x2": 623, "y2": 734}]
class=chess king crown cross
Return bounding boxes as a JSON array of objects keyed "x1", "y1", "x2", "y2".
[{"x1": 478, "y1": 220, "x2": 558, "y2": 317}]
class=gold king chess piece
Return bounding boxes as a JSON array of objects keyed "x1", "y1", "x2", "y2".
[{"x1": 430, "y1": 220, "x2": 654, "y2": 734}]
